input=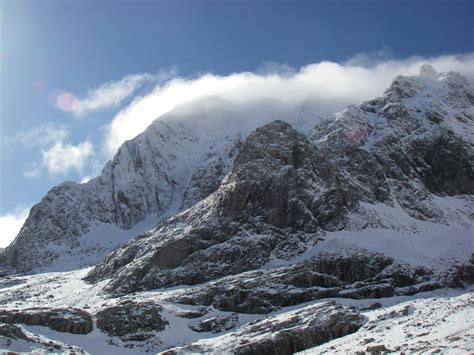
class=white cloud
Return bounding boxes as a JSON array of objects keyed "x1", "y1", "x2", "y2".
[
  {"x1": 9, "y1": 123, "x2": 95, "y2": 177},
  {"x1": 42, "y1": 141, "x2": 94, "y2": 175},
  {"x1": 103, "y1": 54, "x2": 474, "y2": 155},
  {"x1": 0, "y1": 207, "x2": 30, "y2": 248},
  {"x1": 72, "y1": 70, "x2": 177, "y2": 116},
  {"x1": 13, "y1": 53, "x2": 474, "y2": 181}
]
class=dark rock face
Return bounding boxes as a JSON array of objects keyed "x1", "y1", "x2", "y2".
[
  {"x1": 366, "y1": 344, "x2": 391, "y2": 354},
  {"x1": 215, "y1": 120, "x2": 356, "y2": 232},
  {"x1": 0, "y1": 307, "x2": 92, "y2": 334},
  {"x1": 96, "y1": 301, "x2": 168, "y2": 338},
  {"x1": 169, "y1": 302, "x2": 363, "y2": 354},
  {"x1": 451, "y1": 254, "x2": 474, "y2": 287},
  {"x1": 411, "y1": 133, "x2": 474, "y2": 195}
]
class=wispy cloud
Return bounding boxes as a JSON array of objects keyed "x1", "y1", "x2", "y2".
[
  {"x1": 9, "y1": 123, "x2": 69, "y2": 148},
  {"x1": 103, "y1": 53, "x2": 474, "y2": 155},
  {"x1": 0, "y1": 207, "x2": 30, "y2": 248},
  {"x1": 344, "y1": 47, "x2": 393, "y2": 67},
  {"x1": 71, "y1": 70, "x2": 177, "y2": 117},
  {"x1": 23, "y1": 162, "x2": 42, "y2": 179}
]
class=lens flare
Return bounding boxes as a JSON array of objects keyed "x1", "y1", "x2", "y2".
[
  {"x1": 34, "y1": 80, "x2": 46, "y2": 93},
  {"x1": 57, "y1": 92, "x2": 78, "y2": 112},
  {"x1": 48, "y1": 89, "x2": 78, "y2": 112}
]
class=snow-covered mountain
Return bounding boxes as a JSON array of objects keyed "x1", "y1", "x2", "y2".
[
  {"x1": 0, "y1": 65, "x2": 473, "y2": 354},
  {"x1": 2, "y1": 98, "x2": 317, "y2": 273}
]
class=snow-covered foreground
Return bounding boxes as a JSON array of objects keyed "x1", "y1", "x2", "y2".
[
  {"x1": 0, "y1": 196, "x2": 473, "y2": 354},
  {"x1": 0, "y1": 250, "x2": 472, "y2": 353},
  {"x1": 0, "y1": 196, "x2": 472, "y2": 353}
]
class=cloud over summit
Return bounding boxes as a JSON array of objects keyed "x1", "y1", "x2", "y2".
[{"x1": 103, "y1": 53, "x2": 474, "y2": 155}]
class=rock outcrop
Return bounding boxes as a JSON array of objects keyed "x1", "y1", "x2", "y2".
[
  {"x1": 166, "y1": 252, "x2": 436, "y2": 314},
  {"x1": 0, "y1": 307, "x2": 93, "y2": 334},
  {"x1": 214, "y1": 120, "x2": 356, "y2": 232},
  {"x1": 96, "y1": 300, "x2": 168, "y2": 339},
  {"x1": 166, "y1": 301, "x2": 364, "y2": 354},
  {"x1": 0, "y1": 323, "x2": 73, "y2": 352},
  {"x1": 189, "y1": 314, "x2": 239, "y2": 333}
]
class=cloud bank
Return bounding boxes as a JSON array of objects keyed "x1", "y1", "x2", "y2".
[
  {"x1": 103, "y1": 54, "x2": 474, "y2": 155},
  {"x1": 13, "y1": 53, "x2": 474, "y2": 178}
]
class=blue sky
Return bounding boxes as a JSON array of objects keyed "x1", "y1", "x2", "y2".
[{"x1": 0, "y1": 0, "x2": 473, "y2": 246}]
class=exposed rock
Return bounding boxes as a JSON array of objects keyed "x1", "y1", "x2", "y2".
[
  {"x1": 175, "y1": 308, "x2": 208, "y2": 319},
  {"x1": 96, "y1": 300, "x2": 168, "y2": 338},
  {"x1": 168, "y1": 252, "x2": 438, "y2": 314},
  {"x1": 167, "y1": 302, "x2": 363, "y2": 354},
  {"x1": 366, "y1": 344, "x2": 391, "y2": 354},
  {"x1": 0, "y1": 323, "x2": 72, "y2": 352},
  {"x1": 2, "y1": 120, "x2": 241, "y2": 274},
  {"x1": 0, "y1": 323, "x2": 30, "y2": 340},
  {"x1": 0, "y1": 307, "x2": 92, "y2": 334},
  {"x1": 215, "y1": 120, "x2": 357, "y2": 232},
  {"x1": 189, "y1": 314, "x2": 238, "y2": 333},
  {"x1": 1, "y1": 69, "x2": 473, "y2": 353},
  {"x1": 451, "y1": 254, "x2": 474, "y2": 287},
  {"x1": 311, "y1": 71, "x2": 474, "y2": 224}
]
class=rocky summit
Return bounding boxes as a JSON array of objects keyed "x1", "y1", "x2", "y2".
[{"x1": 0, "y1": 67, "x2": 473, "y2": 354}]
